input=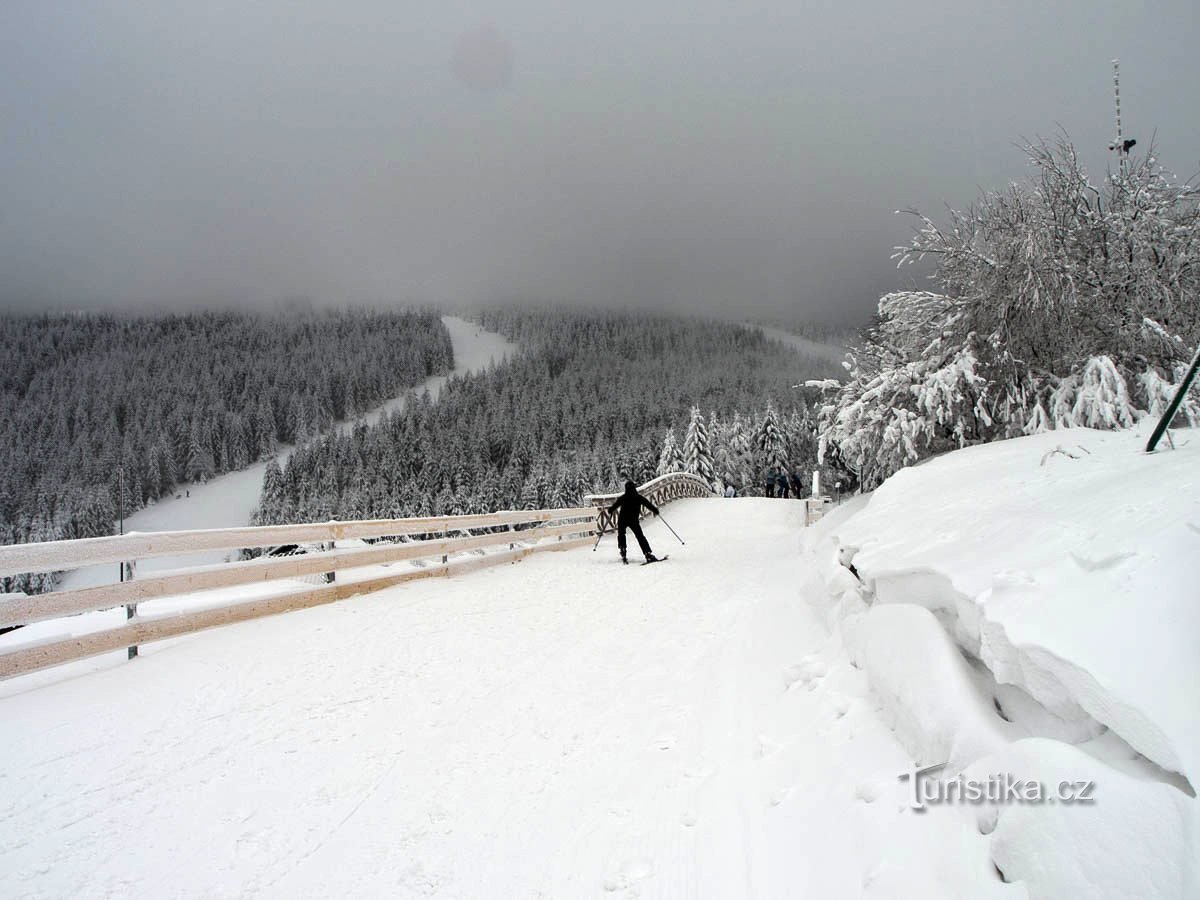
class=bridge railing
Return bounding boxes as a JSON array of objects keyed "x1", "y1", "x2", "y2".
[
  {"x1": 585, "y1": 472, "x2": 716, "y2": 533},
  {"x1": 0, "y1": 506, "x2": 597, "y2": 680}
]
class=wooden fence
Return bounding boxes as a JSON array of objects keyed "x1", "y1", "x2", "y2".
[
  {"x1": 586, "y1": 472, "x2": 716, "y2": 533},
  {"x1": 0, "y1": 507, "x2": 597, "y2": 679},
  {"x1": 0, "y1": 473, "x2": 719, "y2": 680}
]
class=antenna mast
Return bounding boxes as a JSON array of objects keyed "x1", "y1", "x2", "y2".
[{"x1": 1112, "y1": 59, "x2": 1128, "y2": 175}]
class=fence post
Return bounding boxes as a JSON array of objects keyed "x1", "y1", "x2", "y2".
[
  {"x1": 322, "y1": 541, "x2": 335, "y2": 584},
  {"x1": 123, "y1": 559, "x2": 138, "y2": 659}
]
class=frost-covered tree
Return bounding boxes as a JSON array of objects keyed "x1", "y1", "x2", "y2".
[
  {"x1": 656, "y1": 428, "x2": 684, "y2": 476},
  {"x1": 756, "y1": 403, "x2": 789, "y2": 476},
  {"x1": 820, "y1": 134, "x2": 1200, "y2": 489},
  {"x1": 682, "y1": 407, "x2": 715, "y2": 487}
]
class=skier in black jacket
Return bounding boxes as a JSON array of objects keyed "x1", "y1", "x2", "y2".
[{"x1": 607, "y1": 480, "x2": 660, "y2": 564}]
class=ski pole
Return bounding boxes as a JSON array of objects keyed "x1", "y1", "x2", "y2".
[
  {"x1": 656, "y1": 512, "x2": 686, "y2": 546},
  {"x1": 592, "y1": 524, "x2": 605, "y2": 551}
]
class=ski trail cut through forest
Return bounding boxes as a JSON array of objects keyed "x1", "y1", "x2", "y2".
[
  {"x1": 751, "y1": 324, "x2": 847, "y2": 368},
  {"x1": 0, "y1": 499, "x2": 1000, "y2": 898},
  {"x1": 56, "y1": 317, "x2": 517, "y2": 591}
]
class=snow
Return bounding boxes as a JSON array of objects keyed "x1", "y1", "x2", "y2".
[
  {"x1": 0, "y1": 500, "x2": 1009, "y2": 899},
  {"x1": 967, "y1": 739, "x2": 1195, "y2": 899},
  {"x1": 53, "y1": 317, "x2": 516, "y2": 591},
  {"x1": 803, "y1": 425, "x2": 1200, "y2": 897},
  {"x1": 4, "y1": 411, "x2": 1195, "y2": 895}
]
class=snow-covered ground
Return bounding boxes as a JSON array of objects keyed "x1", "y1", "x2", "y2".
[
  {"x1": 0, "y1": 500, "x2": 1009, "y2": 899},
  {"x1": 803, "y1": 425, "x2": 1199, "y2": 898},
  {"x1": 4, "y1": 416, "x2": 1194, "y2": 897},
  {"x1": 55, "y1": 317, "x2": 516, "y2": 591}
]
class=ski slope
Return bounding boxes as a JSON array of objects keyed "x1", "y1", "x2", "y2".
[
  {"x1": 56, "y1": 317, "x2": 516, "y2": 591},
  {"x1": 751, "y1": 324, "x2": 848, "y2": 368},
  {"x1": 0, "y1": 499, "x2": 1005, "y2": 899}
]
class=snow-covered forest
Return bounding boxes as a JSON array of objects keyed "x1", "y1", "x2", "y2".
[
  {"x1": 819, "y1": 136, "x2": 1200, "y2": 489},
  {"x1": 0, "y1": 309, "x2": 452, "y2": 592},
  {"x1": 253, "y1": 309, "x2": 833, "y2": 525}
]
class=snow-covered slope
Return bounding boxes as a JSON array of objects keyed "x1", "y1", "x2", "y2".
[
  {"x1": 55, "y1": 317, "x2": 516, "y2": 591},
  {"x1": 804, "y1": 426, "x2": 1199, "y2": 897},
  {"x1": 752, "y1": 324, "x2": 848, "y2": 368},
  {"x1": 1, "y1": 500, "x2": 1007, "y2": 899}
]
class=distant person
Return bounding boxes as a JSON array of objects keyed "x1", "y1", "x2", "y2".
[
  {"x1": 790, "y1": 471, "x2": 804, "y2": 499},
  {"x1": 764, "y1": 469, "x2": 776, "y2": 498},
  {"x1": 776, "y1": 472, "x2": 790, "y2": 498},
  {"x1": 723, "y1": 484, "x2": 736, "y2": 498},
  {"x1": 607, "y1": 480, "x2": 660, "y2": 565}
]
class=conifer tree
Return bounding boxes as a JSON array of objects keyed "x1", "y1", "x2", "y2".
[
  {"x1": 683, "y1": 407, "x2": 716, "y2": 487},
  {"x1": 656, "y1": 428, "x2": 684, "y2": 476},
  {"x1": 756, "y1": 403, "x2": 789, "y2": 475}
]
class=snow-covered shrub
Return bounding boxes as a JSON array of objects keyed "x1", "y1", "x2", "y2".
[{"x1": 820, "y1": 135, "x2": 1200, "y2": 489}]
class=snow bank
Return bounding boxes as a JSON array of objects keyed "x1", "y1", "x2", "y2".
[
  {"x1": 804, "y1": 426, "x2": 1200, "y2": 897},
  {"x1": 825, "y1": 427, "x2": 1200, "y2": 784},
  {"x1": 968, "y1": 739, "x2": 1194, "y2": 899},
  {"x1": 856, "y1": 604, "x2": 1012, "y2": 770}
]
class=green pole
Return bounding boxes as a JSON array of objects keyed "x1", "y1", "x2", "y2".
[{"x1": 1146, "y1": 346, "x2": 1200, "y2": 452}]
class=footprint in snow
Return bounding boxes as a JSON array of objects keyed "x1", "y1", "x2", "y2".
[
  {"x1": 602, "y1": 857, "x2": 654, "y2": 892},
  {"x1": 854, "y1": 780, "x2": 884, "y2": 804},
  {"x1": 783, "y1": 656, "x2": 827, "y2": 692},
  {"x1": 826, "y1": 695, "x2": 851, "y2": 720},
  {"x1": 680, "y1": 811, "x2": 698, "y2": 827},
  {"x1": 755, "y1": 734, "x2": 783, "y2": 759},
  {"x1": 768, "y1": 786, "x2": 793, "y2": 807},
  {"x1": 1069, "y1": 550, "x2": 1135, "y2": 572},
  {"x1": 653, "y1": 734, "x2": 677, "y2": 751}
]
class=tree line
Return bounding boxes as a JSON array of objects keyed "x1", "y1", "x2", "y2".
[
  {"x1": 254, "y1": 308, "x2": 835, "y2": 525},
  {"x1": 1, "y1": 308, "x2": 452, "y2": 592}
]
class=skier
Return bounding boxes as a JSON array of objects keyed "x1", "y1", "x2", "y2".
[{"x1": 607, "y1": 480, "x2": 660, "y2": 565}]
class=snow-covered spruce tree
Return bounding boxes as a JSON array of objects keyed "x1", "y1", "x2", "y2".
[
  {"x1": 683, "y1": 407, "x2": 716, "y2": 487},
  {"x1": 820, "y1": 134, "x2": 1200, "y2": 490},
  {"x1": 656, "y1": 428, "x2": 684, "y2": 476},
  {"x1": 725, "y1": 413, "x2": 755, "y2": 491},
  {"x1": 756, "y1": 403, "x2": 790, "y2": 477}
]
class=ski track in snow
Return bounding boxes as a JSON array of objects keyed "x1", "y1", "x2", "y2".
[
  {"x1": 54, "y1": 316, "x2": 516, "y2": 591},
  {"x1": 750, "y1": 324, "x2": 847, "y2": 368},
  {"x1": 0, "y1": 500, "x2": 1005, "y2": 898}
]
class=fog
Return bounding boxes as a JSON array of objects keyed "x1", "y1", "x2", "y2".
[{"x1": 2, "y1": 1, "x2": 1197, "y2": 325}]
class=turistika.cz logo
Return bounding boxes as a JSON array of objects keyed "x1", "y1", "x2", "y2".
[{"x1": 899, "y1": 763, "x2": 1096, "y2": 811}]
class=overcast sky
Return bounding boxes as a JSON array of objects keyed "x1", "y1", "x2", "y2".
[{"x1": 2, "y1": 1, "x2": 1197, "y2": 325}]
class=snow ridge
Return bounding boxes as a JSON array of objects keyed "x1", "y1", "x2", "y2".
[{"x1": 804, "y1": 426, "x2": 1200, "y2": 897}]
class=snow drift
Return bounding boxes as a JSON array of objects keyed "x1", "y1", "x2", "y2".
[{"x1": 804, "y1": 425, "x2": 1199, "y2": 897}]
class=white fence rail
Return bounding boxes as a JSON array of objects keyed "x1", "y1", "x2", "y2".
[{"x1": 0, "y1": 507, "x2": 597, "y2": 679}]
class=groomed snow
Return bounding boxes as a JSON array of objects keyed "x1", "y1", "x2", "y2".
[{"x1": 0, "y1": 500, "x2": 1008, "y2": 899}]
